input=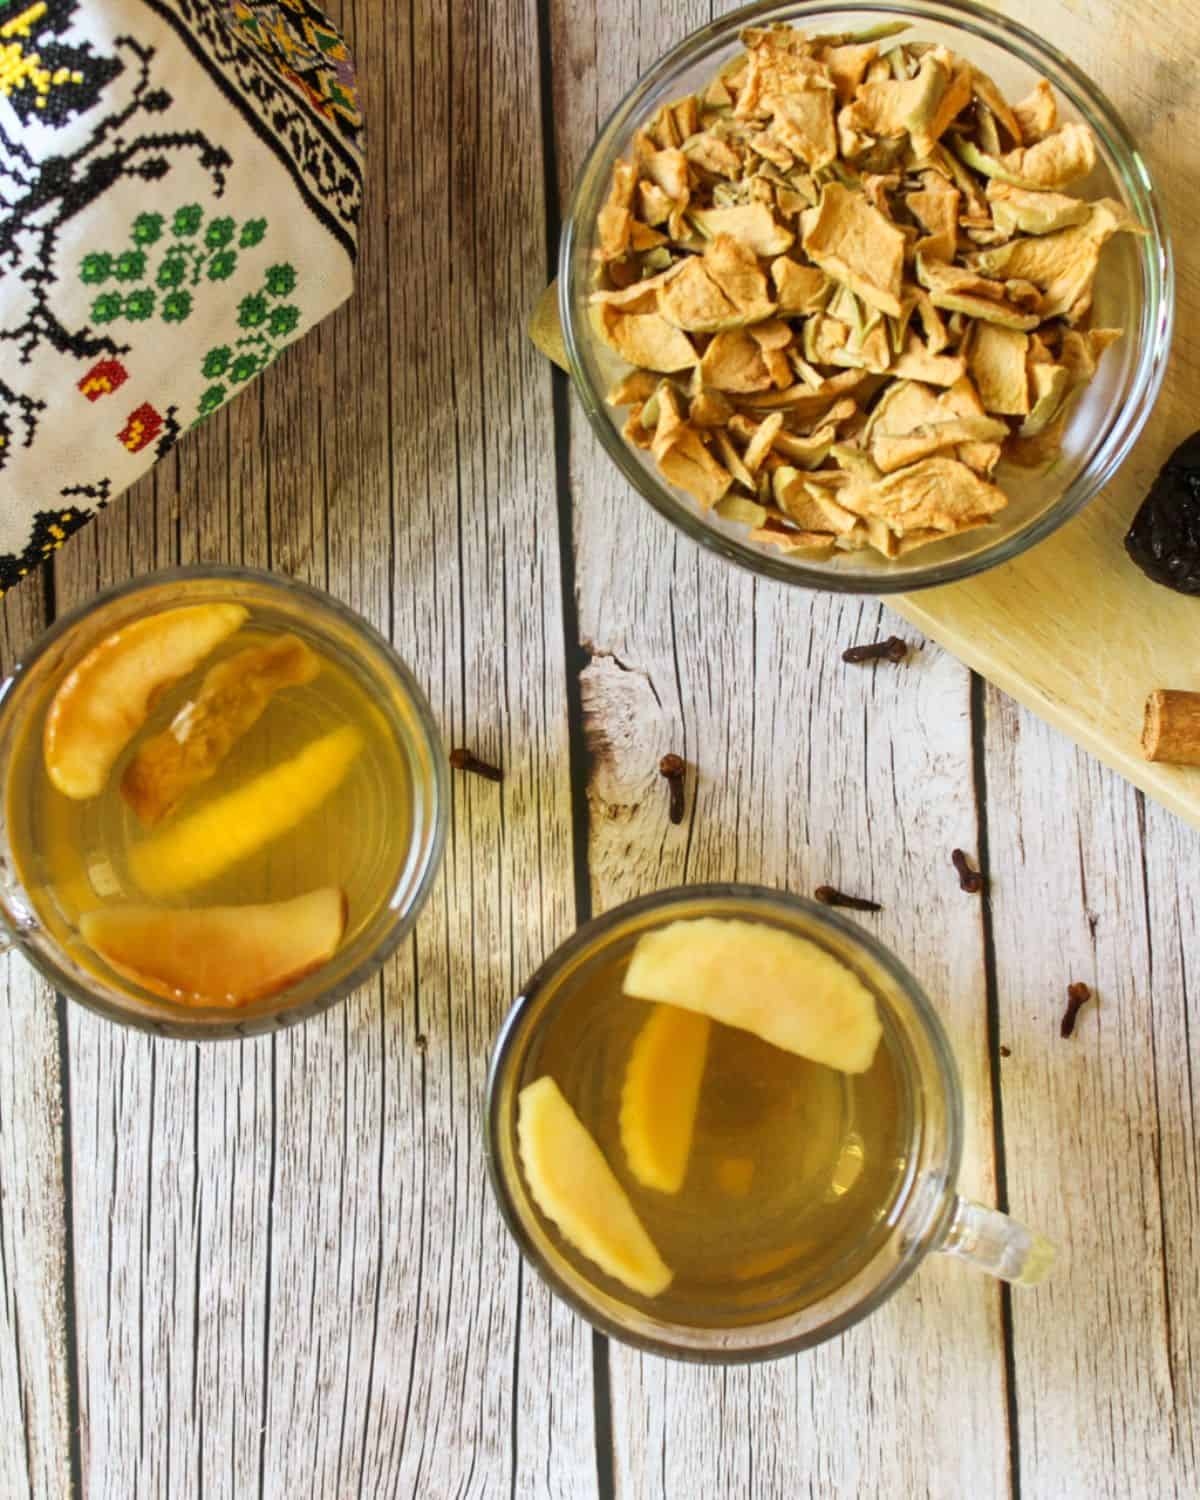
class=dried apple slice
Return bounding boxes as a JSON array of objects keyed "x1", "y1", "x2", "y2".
[
  {"x1": 619, "y1": 1004, "x2": 711, "y2": 1193},
  {"x1": 44, "y1": 603, "x2": 248, "y2": 799},
  {"x1": 129, "y1": 724, "x2": 362, "y2": 897},
  {"x1": 80, "y1": 887, "x2": 347, "y2": 1007},
  {"x1": 121, "y1": 633, "x2": 320, "y2": 826},
  {"x1": 518, "y1": 1076, "x2": 673, "y2": 1298},
  {"x1": 622, "y1": 917, "x2": 882, "y2": 1074}
]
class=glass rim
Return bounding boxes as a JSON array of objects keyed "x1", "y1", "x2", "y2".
[
  {"x1": 484, "y1": 883, "x2": 964, "y2": 1363},
  {"x1": 559, "y1": 0, "x2": 1175, "y2": 595},
  {"x1": 0, "y1": 564, "x2": 449, "y2": 1041}
]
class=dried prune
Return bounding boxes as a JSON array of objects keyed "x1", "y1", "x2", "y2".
[{"x1": 1125, "y1": 433, "x2": 1200, "y2": 595}]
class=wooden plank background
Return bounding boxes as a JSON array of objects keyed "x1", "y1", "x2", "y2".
[{"x1": 0, "y1": 0, "x2": 1196, "y2": 1496}]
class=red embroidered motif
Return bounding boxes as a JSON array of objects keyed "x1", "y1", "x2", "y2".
[
  {"x1": 117, "y1": 402, "x2": 163, "y2": 454},
  {"x1": 78, "y1": 358, "x2": 129, "y2": 401}
]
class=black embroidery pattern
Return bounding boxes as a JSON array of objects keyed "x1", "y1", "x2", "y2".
[
  {"x1": 142, "y1": 0, "x2": 363, "y2": 259},
  {"x1": 0, "y1": 480, "x2": 112, "y2": 591},
  {"x1": 154, "y1": 403, "x2": 181, "y2": 459},
  {"x1": 0, "y1": 0, "x2": 361, "y2": 594},
  {"x1": 0, "y1": 0, "x2": 124, "y2": 128},
  {"x1": 0, "y1": 378, "x2": 45, "y2": 464},
  {"x1": 0, "y1": 33, "x2": 232, "y2": 465}
]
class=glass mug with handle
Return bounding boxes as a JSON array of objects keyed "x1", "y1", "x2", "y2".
[
  {"x1": 0, "y1": 567, "x2": 447, "y2": 1040},
  {"x1": 486, "y1": 885, "x2": 1052, "y2": 1362}
]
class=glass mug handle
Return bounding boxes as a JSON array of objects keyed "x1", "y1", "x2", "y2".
[
  {"x1": 937, "y1": 1196, "x2": 1055, "y2": 1286},
  {"x1": 0, "y1": 902, "x2": 19, "y2": 960}
]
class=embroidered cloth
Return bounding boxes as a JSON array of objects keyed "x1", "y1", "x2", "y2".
[{"x1": 0, "y1": 0, "x2": 363, "y2": 589}]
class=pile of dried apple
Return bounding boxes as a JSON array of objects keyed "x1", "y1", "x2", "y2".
[{"x1": 592, "y1": 22, "x2": 1141, "y2": 560}]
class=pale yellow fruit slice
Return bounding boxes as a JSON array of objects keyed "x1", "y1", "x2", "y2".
[
  {"x1": 81, "y1": 887, "x2": 346, "y2": 1007},
  {"x1": 128, "y1": 724, "x2": 362, "y2": 897},
  {"x1": 619, "y1": 1004, "x2": 711, "y2": 1193},
  {"x1": 121, "y1": 632, "x2": 320, "y2": 826},
  {"x1": 44, "y1": 603, "x2": 248, "y2": 799},
  {"x1": 623, "y1": 917, "x2": 882, "y2": 1074},
  {"x1": 517, "y1": 1076, "x2": 673, "y2": 1298}
]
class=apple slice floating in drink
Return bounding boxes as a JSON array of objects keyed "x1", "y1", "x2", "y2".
[
  {"x1": 622, "y1": 917, "x2": 882, "y2": 1074},
  {"x1": 620, "y1": 1004, "x2": 711, "y2": 1193},
  {"x1": 129, "y1": 723, "x2": 363, "y2": 897},
  {"x1": 44, "y1": 603, "x2": 248, "y2": 799},
  {"x1": 80, "y1": 886, "x2": 347, "y2": 1007},
  {"x1": 518, "y1": 1076, "x2": 673, "y2": 1298},
  {"x1": 121, "y1": 632, "x2": 320, "y2": 826}
]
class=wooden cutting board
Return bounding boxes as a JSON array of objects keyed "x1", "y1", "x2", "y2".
[
  {"x1": 889, "y1": 478, "x2": 1200, "y2": 829},
  {"x1": 531, "y1": 276, "x2": 1200, "y2": 830}
]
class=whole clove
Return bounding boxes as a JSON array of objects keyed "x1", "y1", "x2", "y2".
[
  {"x1": 951, "y1": 848, "x2": 985, "y2": 894},
  {"x1": 999, "y1": 1045, "x2": 1012, "y2": 1058},
  {"x1": 814, "y1": 885, "x2": 882, "y2": 913},
  {"x1": 449, "y1": 747, "x2": 503, "y2": 782},
  {"x1": 1060, "y1": 981, "x2": 1093, "y2": 1038},
  {"x1": 842, "y1": 636, "x2": 908, "y2": 665},
  {"x1": 659, "y1": 753, "x2": 686, "y2": 824}
]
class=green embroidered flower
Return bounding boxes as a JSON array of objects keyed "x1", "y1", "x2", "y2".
[
  {"x1": 162, "y1": 291, "x2": 193, "y2": 323},
  {"x1": 157, "y1": 254, "x2": 187, "y2": 289},
  {"x1": 79, "y1": 253, "x2": 113, "y2": 285},
  {"x1": 237, "y1": 292, "x2": 268, "y2": 328},
  {"x1": 123, "y1": 289, "x2": 156, "y2": 320},
  {"x1": 202, "y1": 346, "x2": 232, "y2": 379},
  {"x1": 132, "y1": 213, "x2": 165, "y2": 245},
  {"x1": 264, "y1": 263, "x2": 297, "y2": 298},
  {"x1": 239, "y1": 218, "x2": 267, "y2": 248},
  {"x1": 267, "y1": 304, "x2": 301, "y2": 339},
  {"x1": 91, "y1": 292, "x2": 123, "y2": 323},
  {"x1": 198, "y1": 384, "x2": 227, "y2": 416},
  {"x1": 231, "y1": 353, "x2": 260, "y2": 383},
  {"x1": 172, "y1": 204, "x2": 203, "y2": 238},
  {"x1": 205, "y1": 217, "x2": 236, "y2": 250},
  {"x1": 207, "y1": 250, "x2": 237, "y2": 282},
  {"x1": 114, "y1": 250, "x2": 147, "y2": 282}
]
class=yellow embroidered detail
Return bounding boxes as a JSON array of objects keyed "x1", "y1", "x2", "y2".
[{"x1": 1, "y1": 4, "x2": 83, "y2": 106}]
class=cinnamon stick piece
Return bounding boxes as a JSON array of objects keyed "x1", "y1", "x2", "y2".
[{"x1": 1141, "y1": 690, "x2": 1200, "y2": 765}]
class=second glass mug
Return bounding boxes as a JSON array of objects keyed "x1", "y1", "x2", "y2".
[
  {"x1": 486, "y1": 885, "x2": 1053, "y2": 1363},
  {"x1": 0, "y1": 566, "x2": 448, "y2": 1040}
]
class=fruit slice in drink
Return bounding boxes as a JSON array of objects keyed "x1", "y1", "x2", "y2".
[
  {"x1": 623, "y1": 917, "x2": 882, "y2": 1073},
  {"x1": 80, "y1": 886, "x2": 347, "y2": 1006},
  {"x1": 44, "y1": 604, "x2": 248, "y2": 799},
  {"x1": 121, "y1": 632, "x2": 319, "y2": 826},
  {"x1": 519, "y1": 1075, "x2": 672, "y2": 1297},
  {"x1": 620, "y1": 1004, "x2": 711, "y2": 1193}
]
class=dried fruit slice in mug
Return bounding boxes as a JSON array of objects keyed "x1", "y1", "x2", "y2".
[
  {"x1": 121, "y1": 632, "x2": 319, "y2": 826},
  {"x1": 44, "y1": 603, "x2": 248, "y2": 799}
]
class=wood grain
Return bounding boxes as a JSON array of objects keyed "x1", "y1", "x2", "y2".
[
  {"x1": 0, "y1": 575, "x2": 74, "y2": 1500},
  {"x1": 31, "y1": 0, "x2": 592, "y2": 1494},
  {"x1": 51, "y1": 433, "x2": 273, "y2": 1499},
  {"x1": 549, "y1": 1, "x2": 1010, "y2": 1494},
  {"x1": 982, "y1": 685, "x2": 1200, "y2": 1499},
  {"x1": 2, "y1": 0, "x2": 1200, "y2": 1497}
]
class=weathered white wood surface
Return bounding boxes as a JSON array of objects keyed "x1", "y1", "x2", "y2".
[
  {"x1": 0, "y1": 573, "x2": 73, "y2": 1500},
  {"x1": 1, "y1": 0, "x2": 1199, "y2": 1497}
]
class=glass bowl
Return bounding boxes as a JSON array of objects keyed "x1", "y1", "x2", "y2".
[
  {"x1": 0, "y1": 568, "x2": 449, "y2": 1040},
  {"x1": 559, "y1": 0, "x2": 1174, "y2": 594}
]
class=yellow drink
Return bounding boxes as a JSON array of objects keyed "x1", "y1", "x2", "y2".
[
  {"x1": 8, "y1": 607, "x2": 413, "y2": 1006},
  {"x1": 522, "y1": 946, "x2": 910, "y2": 1329}
]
